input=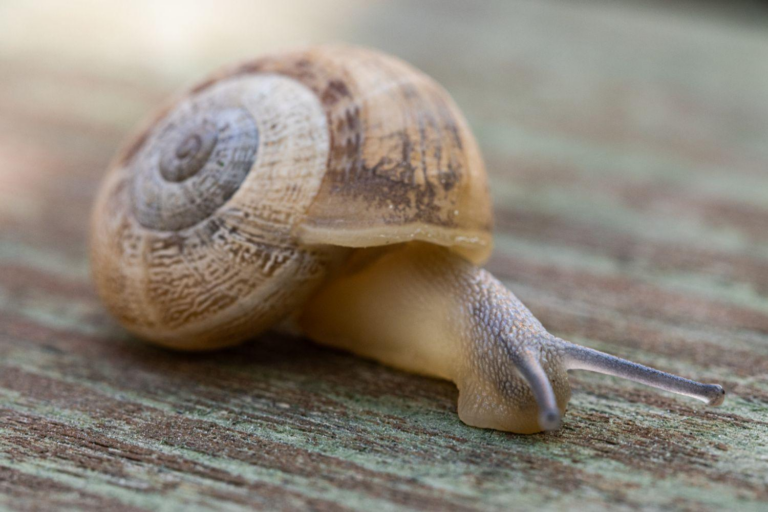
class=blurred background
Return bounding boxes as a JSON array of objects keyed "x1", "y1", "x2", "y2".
[
  {"x1": 2, "y1": 0, "x2": 768, "y2": 269},
  {"x1": 2, "y1": 1, "x2": 768, "y2": 510}
]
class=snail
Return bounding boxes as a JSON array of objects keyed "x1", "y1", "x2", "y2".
[{"x1": 90, "y1": 45, "x2": 725, "y2": 434}]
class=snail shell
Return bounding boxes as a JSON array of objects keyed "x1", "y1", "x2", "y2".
[{"x1": 90, "y1": 45, "x2": 491, "y2": 350}]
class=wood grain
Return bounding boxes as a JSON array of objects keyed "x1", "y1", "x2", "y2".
[{"x1": 1, "y1": 0, "x2": 767, "y2": 510}]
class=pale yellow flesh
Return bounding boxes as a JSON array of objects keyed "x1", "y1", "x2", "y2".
[{"x1": 300, "y1": 242, "x2": 571, "y2": 434}]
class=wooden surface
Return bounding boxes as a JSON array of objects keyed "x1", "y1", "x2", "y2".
[{"x1": 1, "y1": 0, "x2": 768, "y2": 510}]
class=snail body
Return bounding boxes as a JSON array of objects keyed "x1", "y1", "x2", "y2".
[{"x1": 91, "y1": 45, "x2": 724, "y2": 434}]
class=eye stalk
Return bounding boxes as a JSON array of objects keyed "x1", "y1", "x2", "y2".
[{"x1": 561, "y1": 342, "x2": 726, "y2": 406}]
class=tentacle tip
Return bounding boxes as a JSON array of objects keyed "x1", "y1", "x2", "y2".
[
  {"x1": 706, "y1": 385, "x2": 726, "y2": 407},
  {"x1": 539, "y1": 409, "x2": 562, "y2": 432}
]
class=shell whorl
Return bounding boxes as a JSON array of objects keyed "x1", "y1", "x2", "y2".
[
  {"x1": 131, "y1": 91, "x2": 260, "y2": 231},
  {"x1": 90, "y1": 73, "x2": 335, "y2": 349}
]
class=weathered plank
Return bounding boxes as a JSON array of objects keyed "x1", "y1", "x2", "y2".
[{"x1": 1, "y1": 0, "x2": 767, "y2": 510}]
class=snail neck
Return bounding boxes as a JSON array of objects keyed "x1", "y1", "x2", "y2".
[
  {"x1": 299, "y1": 243, "x2": 474, "y2": 381},
  {"x1": 299, "y1": 241, "x2": 570, "y2": 434}
]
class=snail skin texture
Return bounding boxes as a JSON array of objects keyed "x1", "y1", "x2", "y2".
[{"x1": 91, "y1": 45, "x2": 725, "y2": 434}]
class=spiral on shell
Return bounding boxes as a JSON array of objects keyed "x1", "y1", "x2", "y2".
[
  {"x1": 132, "y1": 101, "x2": 260, "y2": 231},
  {"x1": 90, "y1": 45, "x2": 493, "y2": 350}
]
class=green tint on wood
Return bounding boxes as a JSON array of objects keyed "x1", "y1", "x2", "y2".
[{"x1": 1, "y1": 0, "x2": 768, "y2": 510}]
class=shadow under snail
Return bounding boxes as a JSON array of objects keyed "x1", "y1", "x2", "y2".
[{"x1": 90, "y1": 44, "x2": 725, "y2": 434}]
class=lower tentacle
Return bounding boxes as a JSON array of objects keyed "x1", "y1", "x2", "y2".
[{"x1": 506, "y1": 347, "x2": 562, "y2": 430}]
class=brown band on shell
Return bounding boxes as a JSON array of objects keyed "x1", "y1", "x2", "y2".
[{"x1": 194, "y1": 45, "x2": 493, "y2": 262}]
